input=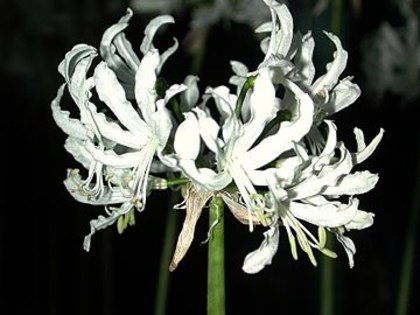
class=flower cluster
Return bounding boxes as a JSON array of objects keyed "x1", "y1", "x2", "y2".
[
  {"x1": 361, "y1": 2, "x2": 420, "y2": 105},
  {"x1": 52, "y1": 0, "x2": 383, "y2": 273}
]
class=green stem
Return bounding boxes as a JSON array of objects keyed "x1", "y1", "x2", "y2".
[
  {"x1": 207, "y1": 196, "x2": 225, "y2": 315},
  {"x1": 234, "y1": 75, "x2": 257, "y2": 118},
  {"x1": 319, "y1": 1, "x2": 342, "y2": 314},
  {"x1": 395, "y1": 144, "x2": 420, "y2": 315},
  {"x1": 154, "y1": 190, "x2": 181, "y2": 315},
  {"x1": 320, "y1": 238, "x2": 335, "y2": 315},
  {"x1": 331, "y1": 0, "x2": 343, "y2": 35}
]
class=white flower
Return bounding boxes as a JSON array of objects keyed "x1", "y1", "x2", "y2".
[
  {"x1": 51, "y1": 11, "x2": 185, "y2": 251},
  {"x1": 166, "y1": 67, "x2": 314, "y2": 234},
  {"x1": 243, "y1": 120, "x2": 384, "y2": 271},
  {"x1": 361, "y1": 5, "x2": 420, "y2": 105}
]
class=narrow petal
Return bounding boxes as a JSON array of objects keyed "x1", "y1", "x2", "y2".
[
  {"x1": 64, "y1": 177, "x2": 128, "y2": 205},
  {"x1": 99, "y1": 9, "x2": 136, "y2": 83},
  {"x1": 322, "y1": 171, "x2": 379, "y2": 196},
  {"x1": 324, "y1": 77, "x2": 361, "y2": 115},
  {"x1": 195, "y1": 108, "x2": 222, "y2": 154},
  {"x1": 242, "y1": 225, "x2": 280, "y2": 274},
  {"x1": 85, "y1": 141, "x2": 147, "y2": 168},
  {"x1": 177, "y1": 160, "x2": 232, "y2": 192},
  {"x1": 345, "y1": 210, "x2": 375, "y2": 230},
  {"x1": 336, "y1": 233, "x2": 356, "y2": 268},
  {"x1": 295, "y1": 31, "x2": 316, "y2": 85},
  {"x1": 289, "y1": 198, "x2": 359, "y2": 228},
  {"x1": 135, "y1": 50, "x2": 160, "y2": 122},
  {"x1": 51, "y1": 84, "x2": 91, "y2": 140},
  {"x1": 180, "y1": 75, "x2": 200, "y2": 112},
  {"x1": 83, "y1": 202, "x2": 133, "y2": 251},
  {"x1": 244, "y1": 78, "x2": 314, "y2": 170},
  {"x1": 262, "y1": 0, "x2": 293, "y2": 58},
  {"x1": 94, "y1": 62, "x2": 150, "y2": 134},
  {"x1": 353, "y1": 128, "x2": 385, "y2": 164},
  {"x1": 240, "y1": 68, "x2": 277, "y2": 151},
  {"x1": 87, "y1": 102, "x2": 150, "y2": 149},
  {"x1": 140, "y1": 15, "x2": 175, "y2": 54},
  {"x1": 64, "y1": 137, "x2": 93, "y2": 169},
  {"x1": 290, "y1": 143, "x2": 353, "y2": 200},
  {"x1": 311, "y1": 32, "x2": 348, "y2": 94}
]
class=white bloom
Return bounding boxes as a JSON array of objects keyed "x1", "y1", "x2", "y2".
[
  {"x1": 244, "y1": 120, "x2": 384, "y2": 270},
  {"x1": 51, "y1": 11, "x2": 185, "y2": 251},
  {"x1": 166, "y1": 67, "x2": 314, "y2": 233},
  {"x1": 361, "y1": 5, "x2": 420, "y2": 105}
]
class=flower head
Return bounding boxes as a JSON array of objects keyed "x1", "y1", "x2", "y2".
[{"x1": 51, "y1": 10, "x2": 186, "y2": 250}]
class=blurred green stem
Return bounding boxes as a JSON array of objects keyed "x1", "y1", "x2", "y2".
[
  {"x1": 320, "y1": 238, "x2": 335, "y2": 315},
  {"x1": 331, "y1": 0, "x2": 343, "y2": 34},
  {"x1": 319, "y1": 1, "x2": 342, "y2": 315},
  {"x1": 207, "y1": 196, "x2": 225, "y2": 315},
  {"x1": 396, "y1": 143, "x2": 420, "y2": 315},
  {"x1": 154, "y1": 190, "x2": 180, "y2": 315}
]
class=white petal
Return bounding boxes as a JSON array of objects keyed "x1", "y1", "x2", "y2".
[
  {"x1": 289, "y1": 198, "x2": 359, "y2": 228},
  {"x1": 83, "y1": 202, "x2": 133, "y2": 251},
  {"x1": 140, "y1": 15, "x2": 175, "y2": 54},
  {"x1": 295, "y1": 31, "x2": 316, "y2": 85},
  {"x1": 99, "y1": 9, "x2": 137, "y2": 83},
  {"x1": 151, "y1": 100, "x2": 173, "y2": 148},
  {"x1": 353, "y1": 128, "x2": 385, "y2": 164},
  {"x1": 64, "y1": 137, "x2": 93, "y2": 169},
  {"x1": 135, "y1": 50, "x2": 160, "y2": 122},
  {"x1": 174, "y1": 113, "x2": 200, "y2": 159},
  {"x1": 322, "y1": 171, "x2": 379, "y2": 195},
  {"x1": 180, "y1": 75, "x2": 200, "y2": 111},
  {"x1": 64, "y1": 177, "x2": 128, "y2": 205},
  {"x1": 195, "y1": 108, "x2": 222, "y2": 154},
  {"x1": 311, "y1": 32, "x2": 348, "y2": 94},
  {"x1": 85, "y1": 141, "x2": 147, "y2": 168},
  {"x1": 291, "y1": 143, "x2": 353, "y2": 200},
  {"x1": 336, "y1": 233, "x2": 356, "y2": 268},
  {"x1": 177, "y1": 160, "x2": 231, "y2": 192},
  {"x1": 240, "y1": 68, "x2": 277, "y2": 151},
  {"x1": 345, "y1": 210, "x2": 375, "y2": 230},
  {"x1": 244, "y1": 78, "x2": 314, "y2": 170},
  {"x1": 324, "y1": 77, "x2": 361, "y2": 115},
  {"x1": 262, "y1": 0, "x2": 293, "y2": 58},
  {"x1": 87, "y1": 102, "x2": 150, "y2": 149},
  {"x1": 94, "y1": 62, "x2": 149, "y2": 134},
  {"x1": 51, "y1": 84, "x2": 92, "y2": 140},
  {"x1": 242, "y1": 225, "x2": 280, "y2": 274}
]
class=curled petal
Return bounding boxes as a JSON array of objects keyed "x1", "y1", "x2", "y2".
[
  {"x1": 83, "y1": 202, "x2": 133, "y2": 251},
  {"x1": 322, "y1": 171, "x2": 379, "y2": 196},
  {"x1": 64, "y1": 137, "x2": 94, "y2": 169},
  {"x1": 289, "y1": 198, "x2": 359, "y2": 228},
  {"x1": 345, "y1": 210, "x2": 375, "y2": 230},
  {"x1": 51, "y1": 84, "x2": 92, "y2": 140},
  {"x1": 135, "y1": 50, "x2": 160, "y2": 122},
  {"x1": 244, "y1": 78, "x2": 314, "y2": 170},
  {"x1": 311, "y1": 32, "x2": 348, "y2": 94},
  {"x1": 100, "y1": 9, "x2": 137, "y2": 83},
  {"x1": 336, "y1": 233, "x2": 356, "y2": 268},
  {"x1": 353, "y1": 128, "x2": 385, "y2": 164},
  {"x1": 140, "y1": 15, "x2": 175, "y2": 54},
  {"x1": 324, "y1": 77, "x2": 361, "y2": 115},
  {"x1": 180, "y1": 75, "x2": 200, "y2": 111},
  {"x1": 94, "y1": 62, "x2": 150, "y2": 134},
  {"x1": 242, "y1": 224, "x2": 280, "y2": 274},
  {"x1": 262, "y1": 0, "x2": 294, "y2": 59},
  {"x1": 295, "y1": 31, "x2": 316, "y2": 85}
]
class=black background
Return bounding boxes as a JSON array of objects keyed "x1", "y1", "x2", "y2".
[{"x1": 1, "y1": 0, "x2": 419, "y2": 314}]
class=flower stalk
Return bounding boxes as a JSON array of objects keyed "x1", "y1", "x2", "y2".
[{"x1": 207, "y1": 196, "x2": 225, "y2": 315}]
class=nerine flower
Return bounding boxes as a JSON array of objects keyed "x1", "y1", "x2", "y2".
[
  {"x1": 51, "y1": 10, "x2": 186, "y2": 250},
  {"x1": 167, "y1": 0, "x2": 383, "y2": 273},
  {"x1": 51, "y1": 0, "x2": 384, "y2": 274},
  {"x1": 361, "y1": 4, "x2": 420, "y2": 105}
]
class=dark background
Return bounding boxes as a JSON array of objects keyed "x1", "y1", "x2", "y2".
[{"x1": 1, "y1": 0, "x2": 419, "y2": 314}]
